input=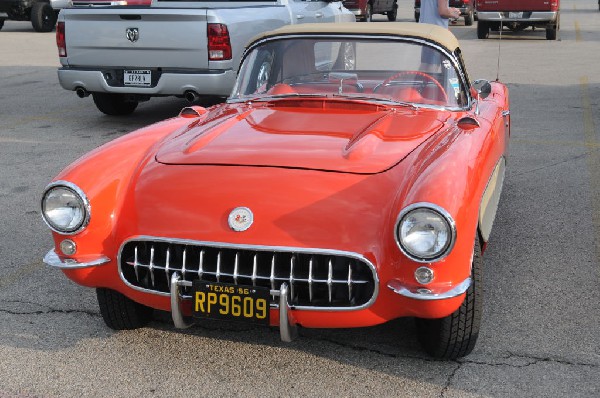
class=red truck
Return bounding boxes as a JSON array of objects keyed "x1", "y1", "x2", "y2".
[
  {"x1": 476, "y1": 0, "x2": 560, "y2": 40},
  {"x1": 414, "y1": 0, "x2": 476, "y2": 26},
  {"x1": 342, "y1": 0, "x2": 398, "y2": 21}
]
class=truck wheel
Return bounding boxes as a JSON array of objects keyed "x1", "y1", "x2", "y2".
[
  {"x1": 0, "y1": 19, "x2": 4, "y2": 31},
  {"x1": 477, "y1": 21, "x2": 489, "y2": 39},
  {"x1": 387, "y1": 2, "x2": 398, "y2": 21},
  {"x1": 464, "y1": 9, "x2": 474, "y2": 26},
  {"x1": 546, "y1": 25, "x2": 557, "y2": 40},
  {"x1": 92, "y1": 93, "x2": 139, "y2": 115},
  {"x1": 415, "y1": 238, "x2": 483, "y2": 359},
  {"x1": 97, "y1": 288, "x2": 153, "y2": 330},
  {"x1": 31, "y1": 3, "x2": 57, "y2": 33}
]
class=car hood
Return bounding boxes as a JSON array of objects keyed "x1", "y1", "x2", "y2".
[{"x1": 156, "y1": 101, "x2": 448, "y2": 174}]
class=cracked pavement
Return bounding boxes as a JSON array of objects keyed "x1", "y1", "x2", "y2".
[{"x1": 0, "y1": 1, "x2": 599, "y2": 396}]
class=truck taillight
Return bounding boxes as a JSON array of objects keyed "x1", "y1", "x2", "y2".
[
  {"x1": 56, "y1": 21, "x2": 66, "y2": 57},
  {"x1": 207, "y1": 23, "x2": 232, "y2": 61}
]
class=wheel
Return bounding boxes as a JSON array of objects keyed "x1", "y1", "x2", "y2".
[
  {"x1": 414, "y1": 10, "x2": 420, "y2": 22},
  {"x1": 477, "y1": 21, "x2": 489, "y2": 39},
  {"x1": 92, "y1": 93, "x2": 139, "y2": 115},
  {"x1": 0, "y1": 19, "x2": 4, "y2": 31},
  {"x1": 364, "y1": 3, "x2": 372, "y2": 22},
  {"x1": 546, "y1": 25, "x2": 557, "y2": 40},
  {"x1": 415, "y1": 238, "x2": 483, "y2": 359},
  {"x1": 97, "y1": 288, "x2": 153, "y2": 330},
  {"x1": 387, "y1": 2, "x2": 398, "y2": 21},
  {"x1": 464, "y1": 9, "x2": 474, "y2": 26},
  {"x1": 31, "y1": 3, "x2": 57, "y2": 33},
  {"x1": 546, "y1": 16, "x2": 559, "y2": 40},
  {"x1": 252, "y1": 50, "x2": 274, "y2": 92}
]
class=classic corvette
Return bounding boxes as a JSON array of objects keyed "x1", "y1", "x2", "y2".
[{"x1": 42, "y1": 23, "x2": 510, "y2": 359}]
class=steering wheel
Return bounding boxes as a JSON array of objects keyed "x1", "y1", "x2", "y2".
[{"x1": 375, "y1": 71, "x2": 448, "y2": 103}]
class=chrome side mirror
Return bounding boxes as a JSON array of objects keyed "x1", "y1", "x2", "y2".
[{"x1": 472, "y1": 79, "x2": 492, "y2": 99}]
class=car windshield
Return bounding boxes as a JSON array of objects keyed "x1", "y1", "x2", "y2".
[{"x1": 231, "y1": 37, "x2": 467, "y2": 109}]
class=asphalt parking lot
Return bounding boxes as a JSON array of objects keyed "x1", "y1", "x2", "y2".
[{"x1": 0, "y1": 0, "x2": 598, "y2": 396}]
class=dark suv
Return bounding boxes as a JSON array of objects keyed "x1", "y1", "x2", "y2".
[
  {"x1": 414, "y1": 0, "x2": 476, "y2": 26},
  {"x1": 0, "y1": 0, "x2": 67, "y2": 32}
]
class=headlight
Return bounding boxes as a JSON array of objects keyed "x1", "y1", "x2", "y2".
[
  {"x1": 395, "y1": 203, "x2": 456, "y2": 262},
  {"x1": 41, "y1": 182, "x2": 90, "y2": 234}
]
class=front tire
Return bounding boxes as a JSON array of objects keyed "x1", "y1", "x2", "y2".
[
  {"x1": 92, "y1": 93, "x2": 139, "y2": 115},
  {"x1": 97, "y1": 288, "x2": 153, "y2": 330},
  {"x1": 415, "y1": 238, "x2": 483, "y2": 359},
  {"x1": 477, "y1": 21, "x2": 489, "y2": 39},
  {"x1": 31, "y1": 3, "x2": 57, "y2": 32},
  {"x1": 0, "y1": 19, "x2": 5, "y2": 31}
]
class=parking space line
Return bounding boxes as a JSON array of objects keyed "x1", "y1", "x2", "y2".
[
  {"x1": 580, "y1": 76, "x2": 600, "y2": 262},
  {"x1": 574, "y1": 21, "x2": 582, "y2": 42}
]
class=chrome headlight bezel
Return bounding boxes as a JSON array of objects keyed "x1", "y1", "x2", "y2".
[
  {"x1": 41, "y1": 181, "x2": 90, "y2": 235},
  {"x1": 395, "y1": 203, "x2": 456, "y2": 263}
]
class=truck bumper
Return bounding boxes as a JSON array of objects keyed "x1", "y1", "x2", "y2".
[
  {"x1": 57, "y1": 68, "x2": 237, "y2": 97},
  {"x1": 477, "y1": 11, "x2": 558, "y2": 23}
]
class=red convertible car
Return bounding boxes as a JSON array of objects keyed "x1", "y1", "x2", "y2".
[{"x1": 42, "y1": 23, "x2": 510, "y2": 359}]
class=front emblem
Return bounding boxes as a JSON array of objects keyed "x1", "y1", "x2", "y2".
[
  {"x1": 126, "y1": 28, "x2": 139, "y2": 43},
  {"x1": 228, "y1": 207, "x2": 254, "y2": 232}
]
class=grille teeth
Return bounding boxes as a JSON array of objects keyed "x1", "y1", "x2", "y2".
[{"x1": 120, "y1": 239, "x2": 377, "y2": 309}]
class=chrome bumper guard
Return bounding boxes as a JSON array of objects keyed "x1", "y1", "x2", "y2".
[
  {"x1": 387, "y1": 277, "x2": 471, "y2": 301},
  {"x1": 43, "y1": 249, "x2": 110, "y2": 269},
  {"x1": 170, "y1": 272, "x2": 298, "y2": 342}
]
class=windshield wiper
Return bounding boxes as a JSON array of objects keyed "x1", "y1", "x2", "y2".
[{"x1": 229, "y1": 93, "x2": 324, "y2": 103}]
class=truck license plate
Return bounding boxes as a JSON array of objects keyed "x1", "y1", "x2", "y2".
[
  {"x1": 192, "y1": 280, "x2": 270, "y2": 325},
  {"x1": 508, "y1": 12, "x2": 523, "y2": 19},
  {"x1": 124, "y1": 69, "x2": 151, "y2": 87}
]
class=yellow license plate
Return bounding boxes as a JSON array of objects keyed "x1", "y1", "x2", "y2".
[{"x1": 192, "y1": 281, "x2": 270, "y2": 325}]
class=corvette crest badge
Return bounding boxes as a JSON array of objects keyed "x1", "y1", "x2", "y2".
[{"x1": 228, "y1": 207, "x2": 254, "y2": 232}]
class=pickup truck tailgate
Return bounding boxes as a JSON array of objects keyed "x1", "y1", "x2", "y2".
[
  {"x1": 62, "y1": 8, "x2": 209, "y2": 69},
  {"x1": 477, "y1": 0, "x2": 558, "y2": 12}
]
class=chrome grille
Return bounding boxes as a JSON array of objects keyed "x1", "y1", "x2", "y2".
[{"x1": 119, "y1": 238, "x2": 377, "y2": 309}]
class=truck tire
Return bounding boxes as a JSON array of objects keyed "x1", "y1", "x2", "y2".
[
  {"x1": 546, "y1": 15, "x2": 559, "y2": 40},
  {"x1": 387, "y1": 2, "x2": 398, "y2": 21},
  {"x1": 0, "y1": 19, "x2": 4, "y2": 31},
  {"x1": 92, "y1": 93, "x2": 139, "y2": 115},
  {"x1": 97, "y1": 288, "x2": 153, "y2": 330},
  {"x1": 464, "y1": 9, "x2": 474, "y2": 26},
  {"x1": 477, "y1": 21, "x2": 489, "y2": 39},
  {"x1": 31, "y1": 3, "x2": 57, "y2": 33},
  {"x1": 415, "y1": 238, "x2": 483, "y2": 359}
]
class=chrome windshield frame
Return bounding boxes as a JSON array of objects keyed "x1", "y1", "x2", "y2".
[{"x1": 232, "y1": 33, "x2": 473, "y2": 111}]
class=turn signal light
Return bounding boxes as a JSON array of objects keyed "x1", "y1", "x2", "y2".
[
  {"x1": 56, "y1": 21, "x2": 66, "y2": 57},
  {"x1": 207, "y1": 23, "x2": 232, "y2": 61}
]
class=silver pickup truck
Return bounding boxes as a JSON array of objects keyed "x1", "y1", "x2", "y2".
[{"x1": 56, "y1": 0, "x2": 354, "y2": 115}]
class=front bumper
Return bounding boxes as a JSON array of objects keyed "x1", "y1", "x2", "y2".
[
  {"x1": 57, "y1": 67, "x2": 236, "y2": 97},
  {"x1": 476, "y1": 11, "x2": 558, "y2": 23}
]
